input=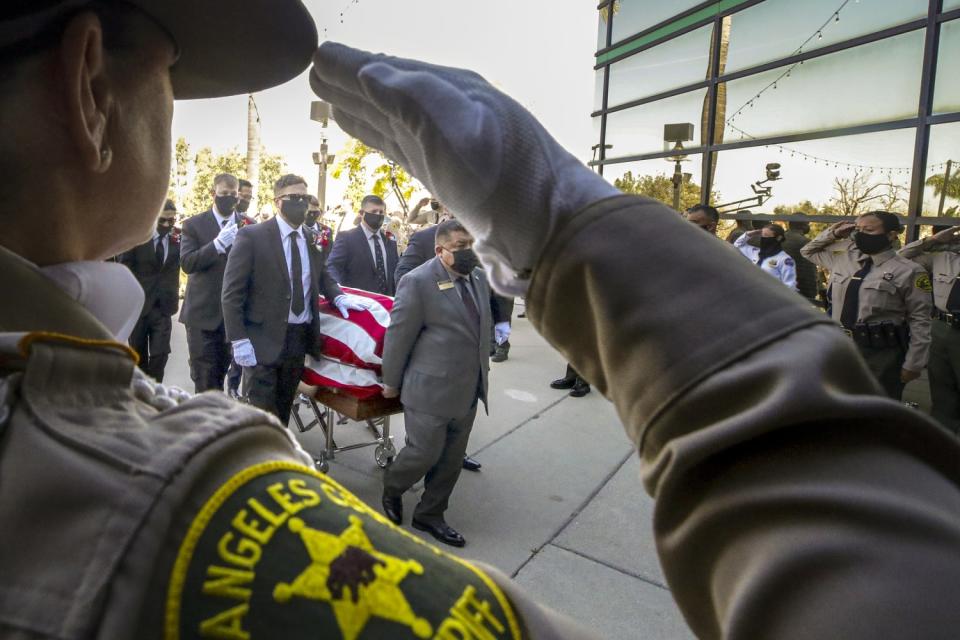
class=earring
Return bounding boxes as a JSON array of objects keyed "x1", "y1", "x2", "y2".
[{"x1": 99, "y1": 145, "x2": 112, "y2": 168}]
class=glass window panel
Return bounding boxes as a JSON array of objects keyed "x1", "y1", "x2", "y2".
[
  {"x1": 933, "y1": 20, "x2": 960, "y2": 115},
  {"x1": 607, "y1": 25, "x2": 712, "y2": 108},
  {"x1": 711, "y1": 129, "x2": 916, "y2": 217},
  {"x1": 945, "y1": 0, "x2": 960, "y2": 11},
  {"x1": 605, "y1": 88, "x2": 708, "y2": 157},
  {"x1": 604, "y1": 154, "x2": 706, "y2": 212},
  {"x1": 596, "y1": 8, "x2": 608, "y2": 51},
  {"x1": 921, "y1": 122, "x2": 960, "y2": 218},
  {"x1": 594, "y1": 69, "x2": 605, "y2": 112},
  {"x1": 715, "y1": 31, "x2": 924, "y2": 144},
  {"x1": 724, "y1": 0, "x2": 928, "y2": 73},
  {"x1": 611, "y1": 0, "x2": 705, "y2": 45}
]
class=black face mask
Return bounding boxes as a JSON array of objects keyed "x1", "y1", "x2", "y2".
[
  {"x1": 363, "y1": 212, "x2": 384, "y2": 231},
  {"x1": 236, "y1": 198, "x2": 250, "y2": 213},
  {"x1": 853, "y1": 231, "x2": 892, "y2": 254},
  {"x1": 215, "y1": 195, "x2": 238, "y2": 215},
  {"x1": 747, "y1": 236, "x2": 780, "y2": 251},
  {"x1": 448, "y1": 248, "x2": 480, "y2": 275},
  {"x1": 156, "y1": 223, "x2": 173, "y2": 237},
  {"x1": 430, "y1": 200, "x2": 441, "y2": 211},
  {"x1": 281, "y1": 198, "x2": 308, "y2": 227},
  {"x1": 306, "y1": 210, "x2": 321, "y2": 227}
]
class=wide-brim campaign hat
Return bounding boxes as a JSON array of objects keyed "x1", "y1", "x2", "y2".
[{"x1": 0, "y1": 0, "x2": 318, "y2": 99}]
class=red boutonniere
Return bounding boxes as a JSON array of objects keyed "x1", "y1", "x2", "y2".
[
  {"x1": 384, "y1": 231, "x2": 395, "y2": 242},
  {"x1": 238, "y1": 215, "x2": 256, "y2": 228},
  {"x1": 171, "y1": 228, "x2": 182, "y2": 244},
  {"x1": 315, "y1": 226, "x2": 332, "y2": 248}
]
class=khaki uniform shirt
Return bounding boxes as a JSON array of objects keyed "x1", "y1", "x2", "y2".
[
  {"x1": 801, "y1": 229, "x2": 932, "y2": 371},
  {"x1": 526, "y1": 195, "x2": 960, "y2": 639},
  {"x1": 0, "y1": 246, "x2": 594, "y2": 640},
  {"x1": 900, "y1": 239, "x2": 960, "y2": 312}
]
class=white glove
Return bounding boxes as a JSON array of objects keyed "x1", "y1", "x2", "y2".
[
  {"x1": 494, "y1": 321, "x2": 511, "y2": 345},
  {"x1": 232, "y1": 339, "x2": 257, "y2": 368},
  {"x1": 334, "y1": 294, "x2": 373, "y2": 319},
  {"x1": 214, "y1": 222, "x2": 239, "y2": 253},
  {"x1": 310, "y1": 43, "x2": 618, "y2": 295}
]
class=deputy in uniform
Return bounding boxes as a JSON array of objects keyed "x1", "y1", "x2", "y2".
[
  {"x1": 801, "y1": 213, "x2": 932, "y2": 399},
  {"x1": 734, "y1": 223, "x2": 797, "y2": 289},
  {"x1": 2, "y1": 6, "x2": 960, "y2": 639},
  {"x1": 900, "y1": 225, "x2": 960, "y2": 434}
]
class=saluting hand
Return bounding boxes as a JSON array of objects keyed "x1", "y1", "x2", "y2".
[
  {"x1": 830, "y1": 221, "x2": 856, "y2": 239},
  {"x1": 927, "y1": 225, "x2": 960, "y2": 245}
]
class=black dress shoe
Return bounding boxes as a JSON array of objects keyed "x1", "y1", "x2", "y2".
[
  {"x1": 491, "y1": 341, "x2": 510, "y2": 363},
  {"x1": 569, "y1": 379, "x2": 591, "y2": 398},
  {"x1": 412, "y1": 519, "x2": 466, "y2": 547},
  {"x1": 381, "y1": 493, "x2": 403, "y2": 525},
  {"x1": 462, "y1": 455, "x2": 482, "y2": 472},
  {"x1": 550, "y1": 375, "x2": 577, "y2": 390}
]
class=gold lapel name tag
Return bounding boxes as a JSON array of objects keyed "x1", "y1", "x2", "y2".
[{"x1": 437, "y1": 280, "x2": 455, "y2": 291}]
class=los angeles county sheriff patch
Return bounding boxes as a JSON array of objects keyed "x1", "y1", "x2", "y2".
[
  {"x1": 165, "y1": 461, "x2": 525, "y2": 640},
  {"x1": 915, "y1": 274, "x2": 933, "y2": 292}
]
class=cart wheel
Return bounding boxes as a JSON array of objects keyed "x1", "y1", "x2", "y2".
[
  {"x1": 375, "y1": 444, "x2": 395, "y2": 469},
  {"x1": 314, "y1": 454, "x2": 330, "y2": 474}
]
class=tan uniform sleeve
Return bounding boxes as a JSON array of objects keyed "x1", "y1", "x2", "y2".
[
  {"x1": 902, "y1": 261, "x2": 933, "y2": 372},
  {"x1": 799, "y1": 228, "x2": 843, "y2": 270},
  {"x1": 526, "y1": 195, "x2": 960, "y2": 640},
  {"x1": 899, "y1": 238, "x2": 935, "y2": 271}
]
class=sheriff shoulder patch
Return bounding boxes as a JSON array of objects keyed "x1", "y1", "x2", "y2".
[
  {"x1": 165, "y1": 461, "x2": 525, "y2": 640},
  {"x1": 915, "y1": 274, "x2": 933, "y2": 292}
]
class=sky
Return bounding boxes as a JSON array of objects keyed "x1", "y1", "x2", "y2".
[{"x1": 171, "y1": 0, "x2": 600, "y2": 213}]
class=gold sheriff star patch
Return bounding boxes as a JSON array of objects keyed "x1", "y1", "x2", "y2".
[{"x1": 165, "y1": 461, "x2": 525, "y2": 640}]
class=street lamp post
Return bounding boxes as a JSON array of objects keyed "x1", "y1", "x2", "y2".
[
  {"x1": 664, "y1": 123, "x2": 694, "y2": 211},
  {"x1": 310, "y1": 101, "x2": 336, "y2": 210}
]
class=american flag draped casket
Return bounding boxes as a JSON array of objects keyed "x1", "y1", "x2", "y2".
[{"x1": 301, "y1": 287, "x2": 393, "y2": 399}]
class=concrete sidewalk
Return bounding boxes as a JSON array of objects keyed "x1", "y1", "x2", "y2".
[{"x1": 164, "y1": 309, "x2": 692, "y2": 639}]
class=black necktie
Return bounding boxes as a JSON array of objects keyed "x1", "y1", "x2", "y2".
[
  {"x1": 456, "y1": 277, "x2": 480, "y2": 333},
  {"x1": 155, "y1": 237, "x2": 165, "y2": 266},
  {"x1": 371, "y1": 234, "x2": 388, "y2": 294},
  {"x1": 290, "y1": 231, "x2": 305, "y2": 317},
  {"x1": 840, "y1": 257, "x2": 873, "y2": 329},
  {"x1": 946, "y1": 277, "x2": 960, "y2": 312},
  {"x1": 221, "y1": 219, "x2": 228, "y2": 228}
]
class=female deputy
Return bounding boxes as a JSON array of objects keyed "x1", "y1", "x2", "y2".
[
  {"x1": 801, "y1": 212, "x2": 932, "y2": 399},
  {"x1": 734, "y1": 223, "x2": 797, "y2": 289}
]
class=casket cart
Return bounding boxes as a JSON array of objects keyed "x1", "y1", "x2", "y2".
[
  {"x1": 291, "y1": 287, "x2": 399, "y2": 473},
  {"x1": 292, "y1": 383, "x2": 401, "y2": 473}
]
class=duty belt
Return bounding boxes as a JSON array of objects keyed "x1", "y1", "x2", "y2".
[
  {"x1": 841, "y1": 321, "x2": 909, "y2": 349},
  {"x1": 934, "y1": 308, "x2": 960, "y2": 329}
]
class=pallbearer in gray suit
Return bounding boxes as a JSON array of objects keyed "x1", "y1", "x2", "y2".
[{"x1": 380, "y1": 219, "x2": 491, "y2": 547}]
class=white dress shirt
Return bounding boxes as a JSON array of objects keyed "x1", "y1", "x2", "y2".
[
  {"x1": 211, "y1": 204, "x2": 233, "y2": 228},
  {"x1": 276, "y1": 215, "x2": 313, "y2": 324},
  {"x1": 361, "y1": 222, "x2": 387, "y2": 267}
]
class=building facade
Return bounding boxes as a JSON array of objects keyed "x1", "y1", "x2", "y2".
[{"x1": 593, "y1": 0, "x2": 960, "y2": 238}]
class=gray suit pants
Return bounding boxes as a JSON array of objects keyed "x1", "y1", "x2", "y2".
[{"x1": 384, "y1": 401, "x2": 478, "y2": 524}]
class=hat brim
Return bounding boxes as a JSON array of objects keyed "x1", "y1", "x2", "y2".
[{"x1": 134, "y1": 0, "x2": 318, "y2": 99}]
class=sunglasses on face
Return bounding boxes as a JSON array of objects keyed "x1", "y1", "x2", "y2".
[{"x1": 278, "y1": 194, "x2": 311, "y2": 203}]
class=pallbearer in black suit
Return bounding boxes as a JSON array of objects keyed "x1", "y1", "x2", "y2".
[
  {"x1": 305, "y1": 194, "x2": 335, "y2": 263},
  {"x1": 119, "y1": 200, "x2": 181, "y2": 382},
  {"x1": 222, "y1": 174, "x2": 371, "y2": 425},
  {"x1": 179, "y1": 173, "x2": 252, "y2": 392},
  {"x1": 326, "y1": 194, "x2": 399, "y2": 295}
]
